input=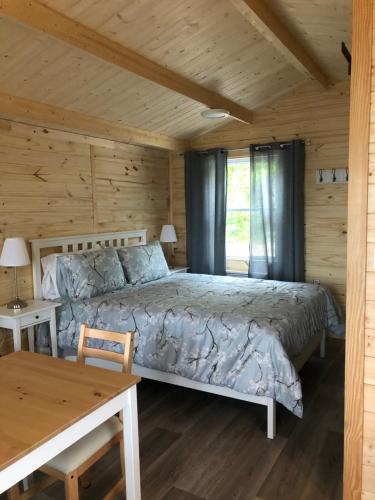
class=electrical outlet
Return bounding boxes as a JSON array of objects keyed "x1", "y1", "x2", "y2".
[{"x1": 313, "y1": 279, "x2": 320, "y2": 285}]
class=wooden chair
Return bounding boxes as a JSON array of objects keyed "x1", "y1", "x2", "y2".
[{"x1": 8, "y1": 324, "x2": 134, "y2": 500}]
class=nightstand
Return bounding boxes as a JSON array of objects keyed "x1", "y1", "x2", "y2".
[
  {"x1": 169, "y1": 266, "x2": 190, "y2": 274},
  {"x1": 0, "y1": 300, "x2": 60, "y2": 357}
]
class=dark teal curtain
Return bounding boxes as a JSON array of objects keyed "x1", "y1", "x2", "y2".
[
  {"x1": 185, "y1": 149, "x2": 227, "y2": 275},
  {"x1": 248, "y1": 140, "x2": 305, "y2": 282}
]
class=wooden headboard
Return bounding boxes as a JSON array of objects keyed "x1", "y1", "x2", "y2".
[{"x1": 30, "y1": 229, "x2": 147, "y2": 299}]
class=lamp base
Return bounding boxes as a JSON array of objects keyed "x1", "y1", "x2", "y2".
[{"x1": 7, "y1": 297, "x2": 28, "y2": 310}]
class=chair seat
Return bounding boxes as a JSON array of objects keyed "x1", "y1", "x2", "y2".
[{"x1": 46, "y1": 416, "x2": 122, "y2": 474}]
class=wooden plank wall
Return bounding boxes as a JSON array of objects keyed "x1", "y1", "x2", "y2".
[
  {"x1": 0, "y1": 120, "x2": 169, "y2": 355},
  {"x1": 92, "y1": 144, "x2": 169, "y2": 235},
  {"x1": 171, "y1": 80, "x2": 349, "y2": 310},
  {"x1": 361, "y1": 2, "x2": 375, "y2": 497},
  {"x1": 169, "y1": 152, "x2": 186, "y2": 267}
]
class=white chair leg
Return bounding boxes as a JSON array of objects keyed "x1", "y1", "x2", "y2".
[
  {"x1": 267, "y1": 399, "x2": 276, "y2": 439},
  {"x1": 27, "y1": 327, "x2": 35, "y2": 353},
  {"x1": 320, "y1": 330, "x2": 326, "y2": 358},
  {"x1": 22, "y1": 477, "x2": 29, "y2": 492}
]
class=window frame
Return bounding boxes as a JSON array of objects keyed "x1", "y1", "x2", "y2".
[{"x1": 225, "y1": 151, "x2": 251, "y2": 274}]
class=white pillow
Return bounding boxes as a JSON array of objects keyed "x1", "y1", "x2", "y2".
[{"x1": 41, "y1": 253, "x2": 62, "y2": 300}]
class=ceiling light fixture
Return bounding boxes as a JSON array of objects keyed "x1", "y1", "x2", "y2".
[{"x1": 201, "y1": 108, "x2": 230, "y2": 119}]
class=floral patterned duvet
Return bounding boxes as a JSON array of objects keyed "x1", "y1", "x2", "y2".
[{"x1": 53, "y1": 274, "x2": 338, "y2": 416}]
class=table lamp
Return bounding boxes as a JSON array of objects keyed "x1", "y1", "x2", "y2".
[
  {"x1": 0, "y1": 237, "x2": 30, "y2": 309},
  {"x1": 160, "y1": 224, "x2": 177, "y2": 268}
]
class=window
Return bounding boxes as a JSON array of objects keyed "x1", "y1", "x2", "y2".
[{"x1": 226, "y1": 155, "x2": 250, "y2": 273}]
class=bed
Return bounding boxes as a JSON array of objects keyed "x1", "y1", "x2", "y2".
[{"x1": 31, "y1": 230, "x2": 339, "y2": 439}]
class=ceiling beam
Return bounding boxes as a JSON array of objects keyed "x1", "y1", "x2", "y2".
[
  {"x1": 0, "y1": 91, "x2": 186, "y2": 151},
  {"x1": 0, "y1": 0, "x2": 254, "y2": 124},
  {"x1": 230, "y1": 0, "x2": 330, "y2": 88}
]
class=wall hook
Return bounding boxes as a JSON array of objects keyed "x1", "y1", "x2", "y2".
[{"x1": 316, "y1": 167, "x2": 348, "y2": 184}]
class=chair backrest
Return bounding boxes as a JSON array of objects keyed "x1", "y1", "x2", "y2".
[{"x1": 77, "y1": 324, "x2": 135, "y2": 374}]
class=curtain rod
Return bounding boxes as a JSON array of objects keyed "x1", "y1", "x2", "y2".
[
  {"x1": 229, "y1": 141, "x2": 302, "y2": 152},
  {"x1": 254, "y1": 142, "x2": 292, "y2": 150},
  {"x1": 228, "y1": 143, "x2": 293, "y2": 152},
  {"x1": 186, "y1": 140, "x2": 306, "y2": 156},
  {"x1": 189, "y1": 145, "x2": 287, "y2": 155}
]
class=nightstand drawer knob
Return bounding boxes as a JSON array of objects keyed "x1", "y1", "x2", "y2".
[{"x1": 35, "y1": 315, "x2": 39, "y2": 319}]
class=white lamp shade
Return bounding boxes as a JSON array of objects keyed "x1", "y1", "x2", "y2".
[
  {"x1": 160, "y1": 225, "x2": 177, "y2": 243},
  {"x1": 0, "y1": 237, "x2": 30, "y2": 267}
]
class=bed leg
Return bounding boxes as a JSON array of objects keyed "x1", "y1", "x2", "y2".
[
  {"x1": 320, "y1": 330, "x2": 326, "y2": 358},
  {"x1": 267, "y1": 399, "x2": 276, "y2": 439}
]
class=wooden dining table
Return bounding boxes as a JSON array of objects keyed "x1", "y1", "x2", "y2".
[{"x1": 0, "y1": 351, "x2": 141, "y2": 499}]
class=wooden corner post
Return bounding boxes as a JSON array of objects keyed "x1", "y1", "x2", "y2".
[{"x1": 344, "y1": 1, "x2": 373, "y2": 498}]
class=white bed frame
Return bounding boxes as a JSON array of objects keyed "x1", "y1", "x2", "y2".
[{"x1": 31, "y1": 229, "x2": 326, "y2": 439}]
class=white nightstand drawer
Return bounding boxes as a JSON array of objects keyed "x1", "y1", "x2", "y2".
[{"x1": 19, "y1": 308, "x2": 51, "y2": 327}]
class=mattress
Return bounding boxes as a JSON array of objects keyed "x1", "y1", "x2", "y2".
[{"x1": 52, "y1": 274, "x2": 335, "y2": 416}]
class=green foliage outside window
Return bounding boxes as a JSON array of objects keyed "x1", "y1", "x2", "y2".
[{"x1": 226, "y1": 158, "x2": 250, "y2": 259}]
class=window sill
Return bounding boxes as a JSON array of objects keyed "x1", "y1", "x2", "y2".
[
  {"x1": 226, "y1": 271, "x2": 248, "y2": 277},
  {"x1": 226, "y1": 256, "x2": 249, "y2": 262}
]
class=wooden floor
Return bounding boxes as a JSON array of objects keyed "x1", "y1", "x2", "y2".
[{"x1": 2, "y1": 338, "x2": 344, "y2": 500}]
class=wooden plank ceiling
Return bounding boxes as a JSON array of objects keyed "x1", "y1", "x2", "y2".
[
  {"x1": 268, "y1": 1, "x2": 352, "y2": 83},
  {"x1": 0, "y1": 0, "x2": 351, "y2": 141}
]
